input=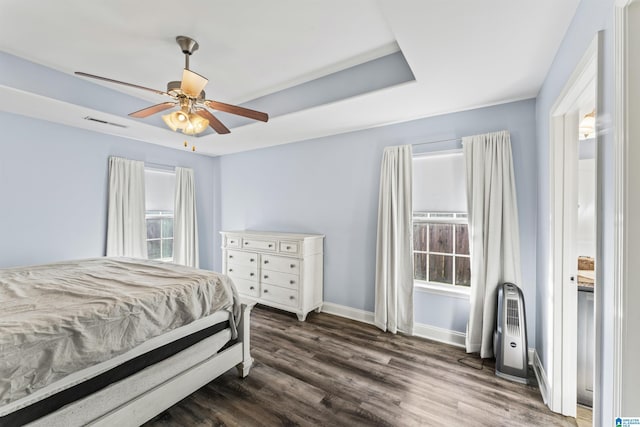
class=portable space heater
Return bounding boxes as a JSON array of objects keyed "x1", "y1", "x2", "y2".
[{"x1": 494, "y1": 282, "x2": 528, "y2": 384}]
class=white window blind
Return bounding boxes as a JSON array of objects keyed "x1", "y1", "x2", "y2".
[
  {"x1": 412, "y1": 152, "x2": 466, "y2": 212},
  {"x1": 145, "y1": 169, "x2": 176, "y2": 211}
]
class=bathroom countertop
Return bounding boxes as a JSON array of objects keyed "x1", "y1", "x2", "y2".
[{"x1": 578, "y1": 269, "x2": 595, "y2": 292}]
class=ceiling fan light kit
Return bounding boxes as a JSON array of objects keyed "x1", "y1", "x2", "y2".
[
  {"x1": 74, "y1": 35, "x2": 269, "y2": 138},
  {"x1": 161, "y1": 97, "x2": 210, "y2": 135},
  {"x1": 161, "y1": 110, "x2": 210, "y2": 134}
]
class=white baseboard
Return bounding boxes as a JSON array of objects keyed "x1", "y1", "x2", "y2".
[
  {"x1": 413, "y1": 323, "x2": 466, "y2": 348},
  {"x1": 532, "y1": 349, "x2": 549, "y2": 405},
  {"x1": 320, "y1": 302, "x2": 375, "y2": 325},
  {"x1": 321, "y1": 302, "x2": 466, "y2": 348}
]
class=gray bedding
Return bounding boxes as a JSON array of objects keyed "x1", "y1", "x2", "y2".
[{"x1": 0, "y1": 257, "x2": 238, "y2": 406}]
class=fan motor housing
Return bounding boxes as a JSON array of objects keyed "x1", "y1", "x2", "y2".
[{"x1": 167, "y1": 81, "x2": 205, "y2": 100}]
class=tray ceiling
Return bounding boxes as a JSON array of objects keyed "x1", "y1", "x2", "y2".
[{"x1": 0, "y1": 0, "x2": 580, "y2": 156}]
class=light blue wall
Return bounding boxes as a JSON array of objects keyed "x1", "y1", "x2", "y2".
[
  {"x1": 534, "y1": 0, "x2": 615, "y2": 424},
  {"x1": 0, "y1": 113, "x2": 219, "y2": 270},
  {"x1": 414, "y1": 291, "x2": 469, "y2": 332},
  {"x1": 218, "y1": 99, "x2": 537, "y2": 336}
]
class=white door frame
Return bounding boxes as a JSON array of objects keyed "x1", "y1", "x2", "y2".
[
  {"x1": 614, "y1": 0, "x2": 639, "y2": 416},
  {"x1": 548, "y1": 34, "x2": 600, "y2": 417}
]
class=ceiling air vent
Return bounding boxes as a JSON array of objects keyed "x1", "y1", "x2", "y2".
[{"x1": 83, "y1": 116, "x2": 127, "y2": 128}]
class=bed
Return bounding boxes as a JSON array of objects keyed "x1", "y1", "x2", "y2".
[{"x1": 0, "y1": 257, "x2": 253, "y2": 426}]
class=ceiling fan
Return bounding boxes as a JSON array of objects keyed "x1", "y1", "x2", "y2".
[{"x1": 75, "y1": 36, "x2": 269, "y2": 136}]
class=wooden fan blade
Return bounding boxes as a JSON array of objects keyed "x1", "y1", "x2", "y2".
[
  {"x1": 181, "y1": 69, "x2": 208, "y2": 98},
  {"x1": 194, "y1": 109, "x2": 230, "y2": 134},
  {"x1": 205, "y1": 100, "x2": 269, "y2": 122},
  {"x1": 75, "y1": 72, "x2": 168, "y2": 96},
  {"x1": 129, "y1": 102, "x2": 176, "y2": 118}
]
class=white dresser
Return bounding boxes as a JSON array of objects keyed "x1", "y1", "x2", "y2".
[{"x1": 220, "y1": 230, "x2": 324, "y2": 321}]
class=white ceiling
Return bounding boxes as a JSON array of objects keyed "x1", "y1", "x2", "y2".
[{"x1": 0, "y1": 0, "x2": 580, "y2": 156}]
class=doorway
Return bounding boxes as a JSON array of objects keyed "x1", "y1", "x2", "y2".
[
  {"x1": 548, "y1": 33, "x2": 601, "y2": 422},
  {"x1": 575, "y1": 108, "x2": 596, "y2": 425}
]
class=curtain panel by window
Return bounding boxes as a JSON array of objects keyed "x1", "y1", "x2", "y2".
[
  {"x1": 173, "y1": 167, "x2": 199, "y2": 268},
  {"x1": 106, "y1": 157, "x2": 147, "y2": 258},
  {"x1": 374, "y1": 145, "x2": 414, "y2": 334},
  {"x1": 463, "y1": 130, "x2": 522, "y2": 358}
]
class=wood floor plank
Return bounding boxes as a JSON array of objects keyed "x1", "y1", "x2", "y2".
[{"x1": 146, "y1": 305, "x2": 578, "y2": 427}]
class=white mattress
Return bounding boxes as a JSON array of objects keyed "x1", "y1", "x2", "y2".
[
  {"x1": 0, "y1": 310, "x2": 232, "y2": 416},
  {"x1": 0, "y1": 257, "x2": 239, "y2": 412}
]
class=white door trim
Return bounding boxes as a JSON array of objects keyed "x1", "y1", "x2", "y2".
[
  {"x1": 612, "y1": 2, "x2": 627, "y2": 420},
  {"x1": 548, "y1": 35, "x2": 600, "y2": 417},
  {"x1": 614, "y1": 0, "x2": 639, "y2": 416}
]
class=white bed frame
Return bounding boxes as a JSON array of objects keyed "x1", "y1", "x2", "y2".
[{"x1": 27, "y1": 303, "x2": 254, "y2": 427}]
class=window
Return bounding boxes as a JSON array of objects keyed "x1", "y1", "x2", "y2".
[
  {"x1": 412, "y1": 151, "x2": 470, "y2": 290},
  {"x1": 144, "y1": 169, "x2": 175, "y2": 261},
  {"x1": 146, "y1": 210, "x2": 173, "y2": 261},
  {"x1": 413, "y1": 212, "x2": 470, "y2": 287}
]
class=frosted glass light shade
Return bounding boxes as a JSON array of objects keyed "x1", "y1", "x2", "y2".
[
  {"x1": 181, "y1": 69, "x2": 208, "y2": 98},
  {"x1": 183, "y1": 114, "x2": 209, "y2": 135},
  {"x1": 162, "y1": 110, "x2": 189, "y2": 131},
  {"x1": 162, "y1": 110, "x2": 208, "y2": 135}
]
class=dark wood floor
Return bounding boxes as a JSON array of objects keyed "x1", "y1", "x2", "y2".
[{"x1": 146, "y1": 305, "x2": 578, "y2": 427}]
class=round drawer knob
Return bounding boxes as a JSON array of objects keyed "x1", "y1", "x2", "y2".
[
  {"x1": 250, "y1": 286, "x2": 255, "y2": 290},
  {"x1": 268, "y1": 244, "x2": 273, "y2": 248},
  {"x1": 286, "y1": 246, "x2": 291, "y2": 250},
  {"x1": 245, "y1": 242, "x2": 249, "y2": 245},
  {"x1": 289, "y1": 296, "x2": 294, "y2": 300},
  {"x1": 229, "y1": 269, "x2": 233, "y2": 272},
  {"x1": 290, "y1": 264, "x2": 295, "y2": 268},
  {"x1": 264, "y1": 289, "x2": 269, "y2": 293},
  {"x1": 290, "y1": 280, "x2": 295, "y2": 284},
  {"x1": 250, "y1": 258, "x2": 255, "y2": 262},
  {"x1": 250, "y1": 273, "x2": 254, "y2": 277},
  {"x1": 264, "y1": 260, "x2": 269, "y2": 264},
  {"x1": 264, "y1": 275, "x2": 268, "y2": 279},
  {"x1": 229, "y1": 255, "x2": 233, "y2": 258}
]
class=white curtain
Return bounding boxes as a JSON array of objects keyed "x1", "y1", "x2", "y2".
[
  {"x1": 173, "y1": 167, "x2": 199, "y2": 268},
  {"x1": 374, "y1": 145, "x2": 414, "y2": 334},
  {"x1": 463, "y1": 130, "x2": 522, "y2": 358},
  {"x1": 106, "y1": 157, "x2": 147, "y2": 258}
]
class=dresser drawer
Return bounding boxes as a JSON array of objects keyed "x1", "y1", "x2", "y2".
[
  {"x1": 279, "y1": 241, "x2": 299, "y2": 254},
  {"x1": 231, "y1": 277, "x2": 259, "y2": 298},
  {"x1": 226, "y1": 250, "x2": 258, "y2": 266},
  {"x1": 261, "y1": 270, "x2": 299, "y2": 290},
  {"x1": 227, "y1": 263, "x2": 258, "y2": 281},
  {"x1": 261, "y1": 284, "x2": 298, "y2": 308},
  {"x1": 242, "y1": 238, "x2": 276, "y2": 251},
  {"x1": 225, "y1": 236, "x2": 241, "y2": 248},
  {"x1": 262, "y1": 254, "x2": 300, "y2": 274}
]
